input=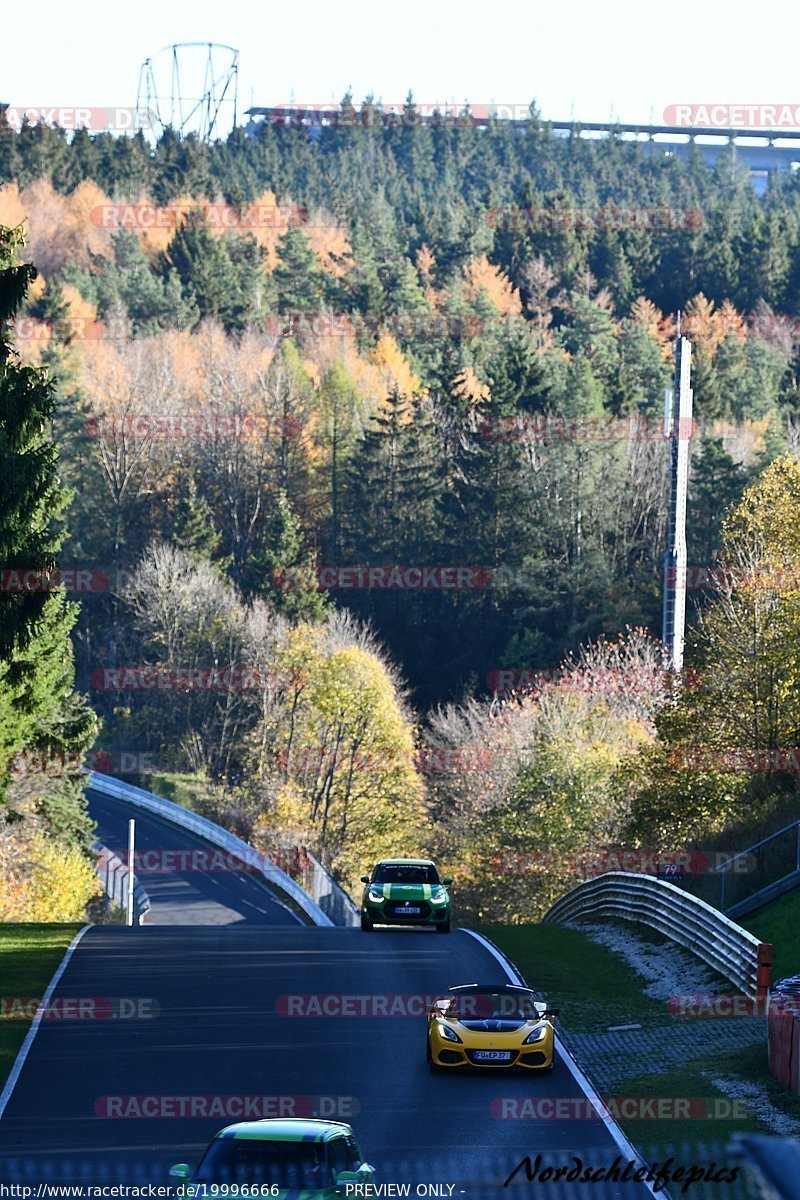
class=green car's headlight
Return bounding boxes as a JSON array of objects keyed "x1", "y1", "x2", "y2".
[
  {"x1": 367, "y1": 889, "x2": 383, "y2": 902},
  {"x1": 523, "y1": 1025, "x2": 547, "y2": 1045},
  {"x1": 431, "y1": 892, "x2": 448, "y2": 903},
  {"x1": 438, "y1": 1022, "x2": 462, "y2": 1044}
]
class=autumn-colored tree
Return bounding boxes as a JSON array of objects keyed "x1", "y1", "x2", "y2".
[
  {"x1": 695, "y1": 454, "x2": 800, "y2": 756},
  {"x1": 462, "y1": 254, "x2": 522, "y2": 317}
]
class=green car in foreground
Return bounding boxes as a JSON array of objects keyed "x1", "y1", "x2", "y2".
[
  {"x1": 169, "y1": 1117, "x2": 375, "y2": 1195},
  {"x1": 360, "y1": 857, "x2": 452, "y2": 932}
]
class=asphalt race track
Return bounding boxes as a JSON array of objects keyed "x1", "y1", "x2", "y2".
[
  {"x1": 0, "y1": 928, "x2": 658, "y2": 1197},
  {"x1": 0, "y1": 793, "x2": 662, "y2": 1198},
  {"x1": 88, "y1": 789, "x2": 301, "y2": 926}
]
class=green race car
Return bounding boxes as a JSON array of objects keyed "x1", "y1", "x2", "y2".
[
  {"x1": 169, "y1": 1117, "x2": 375, "y2": 1195},
  {"x1": 360, "y1": 858, "x2": 452, "y2": 932}
]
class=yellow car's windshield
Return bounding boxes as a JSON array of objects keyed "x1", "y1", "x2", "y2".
[{"x1": 445, "y1": 991, "x2": 540, "y2": 1021}]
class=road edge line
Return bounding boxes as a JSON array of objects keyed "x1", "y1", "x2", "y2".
[
  {"x1": 0, "y1": 924, "x2": 92, "y2": 1120},
  {"x1": 461, "y1": 928, "x2": 664, "y2": 1200}
]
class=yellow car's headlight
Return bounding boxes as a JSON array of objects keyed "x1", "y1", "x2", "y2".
[
  {"x1": 438, "y1": 1022, "x2": 462, "y2": 1044},
  {"x1": 523, "y1": 1025, "x2": 547, "y2": 1045}
]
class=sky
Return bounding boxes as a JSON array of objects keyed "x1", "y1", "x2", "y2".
[{"x1": 2, "y1": 0, "x2": 799, "y2": 135}]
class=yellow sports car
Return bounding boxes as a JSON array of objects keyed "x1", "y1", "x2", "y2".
[{"x1": 426, "y1": 983, "x2": 558, "y2": 1072}]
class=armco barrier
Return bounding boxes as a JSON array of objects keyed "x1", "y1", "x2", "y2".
[
  {"x1": 94, "y1": 842, "x2": 151, "y2": 925},
  {"x1": 543, "y1": 871, "x2": 772, "y2": 1001},
  {"x1": 87, "y1": 772, "x2": 343, "y2": 927},
  {"x1": 299, "y1": 852, "x2": 360, "y2": 927}
]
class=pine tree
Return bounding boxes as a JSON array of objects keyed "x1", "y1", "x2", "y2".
[
  {"x1": 274, "y1": 228, "x2": 325, "y2": 314},
  {"x1": 173, "y1": 476, "x2": 225, "y2": 565},
  {"x1": 688, "y1": 436, "x2": 748, "y2": 568},
  {"x1": 161, "y1": 217, "x2": 247, "y2": 330},
  {"x1": 249, "y1": 490, "x2": 326, "y2": 622},
  {"x1": 0, "y1": 232, "x2": 68, "y2": 654},
  {"x1": 0, "y1": 223, "x2": 97, "y2": 812}
]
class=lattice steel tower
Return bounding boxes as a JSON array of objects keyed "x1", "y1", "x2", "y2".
[{"x1": 135, "y1": 43, "x2": 239, "y2": 141}]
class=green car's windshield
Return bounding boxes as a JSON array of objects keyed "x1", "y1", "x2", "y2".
[
  {"x1": 195, "y1": 1138, "x2": 333, "y2": 1187},
  {"x1": 373, "y1": 864, "x2": 440, "y2": 884}
]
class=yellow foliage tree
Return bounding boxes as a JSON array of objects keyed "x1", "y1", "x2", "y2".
[
  {"x1": 629, "y1": 296, "x2": 673, "y2": 359},
  {"x1": 452, "y1": 366, "x2": 491, "y2": 408},
  {"x1": 697, "y1": 454, "x2": 800, "y2": 756},
  {"x1": 0, "y1": 182, "x2": 26, "y2": 232},
  {"x1": 20, "y1": 177, "x2": 112, "y2": 275},
  {"x1": 258, "y1": 625, "x2": 427, "y2": 889},
  {"x1": 0, "y1": 833, "x2": 100, "y2": 922},
  {"x1": 462, "y1": 254, "x2": 521, "y2": 316},
  {"x1": 683, "y1": 293, "x2": 728, "y2": 357}
]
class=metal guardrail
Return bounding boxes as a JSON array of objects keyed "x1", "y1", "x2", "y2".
[
  {"x1": 87, "y1": 772, "x2": 336, "y2": 927},
  {"x1": 543, "y1": 871, "x2": 772, "y2": 1000},
  {"x1": 94, "y1": 841, "x2": 151, "y2": 925},
  {"x1": 300, "y1": 852, "x2": 360, "y2": 927}
]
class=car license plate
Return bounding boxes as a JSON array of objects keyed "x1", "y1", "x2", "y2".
[
  {"x1": 473, "y1": 1050, "x2": 511, "y2": 1062},
  {"x1": 397, "y1": 906, "x2": 420, "y2": 914}
]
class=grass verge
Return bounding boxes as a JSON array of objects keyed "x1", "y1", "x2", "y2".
[
  {"x1": 478, "y1": 922, "x2": 675, "y2": 1032},
  {"x1": 141, "y1": 771, "x2": 211, "y2": 812},
  {"x1": 0, "y1": 924, "x2": 82, "y2": 1090},
  {"x1": 747, "y1": 888, "x2": 800, "y2": 981},
  {"x1": 481, "y1": 922, "x2": 798, "y2": 1193}
]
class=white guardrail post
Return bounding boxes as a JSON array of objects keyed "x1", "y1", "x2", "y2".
[
  {"x1": 543, "y1": 871, "x2": 773, "y2": 1002},
  {"x1": 87, "y1": 772, "x2": 357, "y2": 927}
]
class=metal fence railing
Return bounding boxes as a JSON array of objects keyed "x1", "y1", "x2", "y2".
[
  {"x1": 686, "y1": 820, "x2": 800, "y2": 917},
  {"x1": 543, "y1": 871, "x2": 772, "y2": 1001},
  {"x1": 94, "y1": 841, "x2": 151, "y2": 924},
  {"x1": 299, "y1": 851, "x2": 360, "y2": 927},
  {"x1": 87, "y1": 772, "x2": 337, "y2": 927}
]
